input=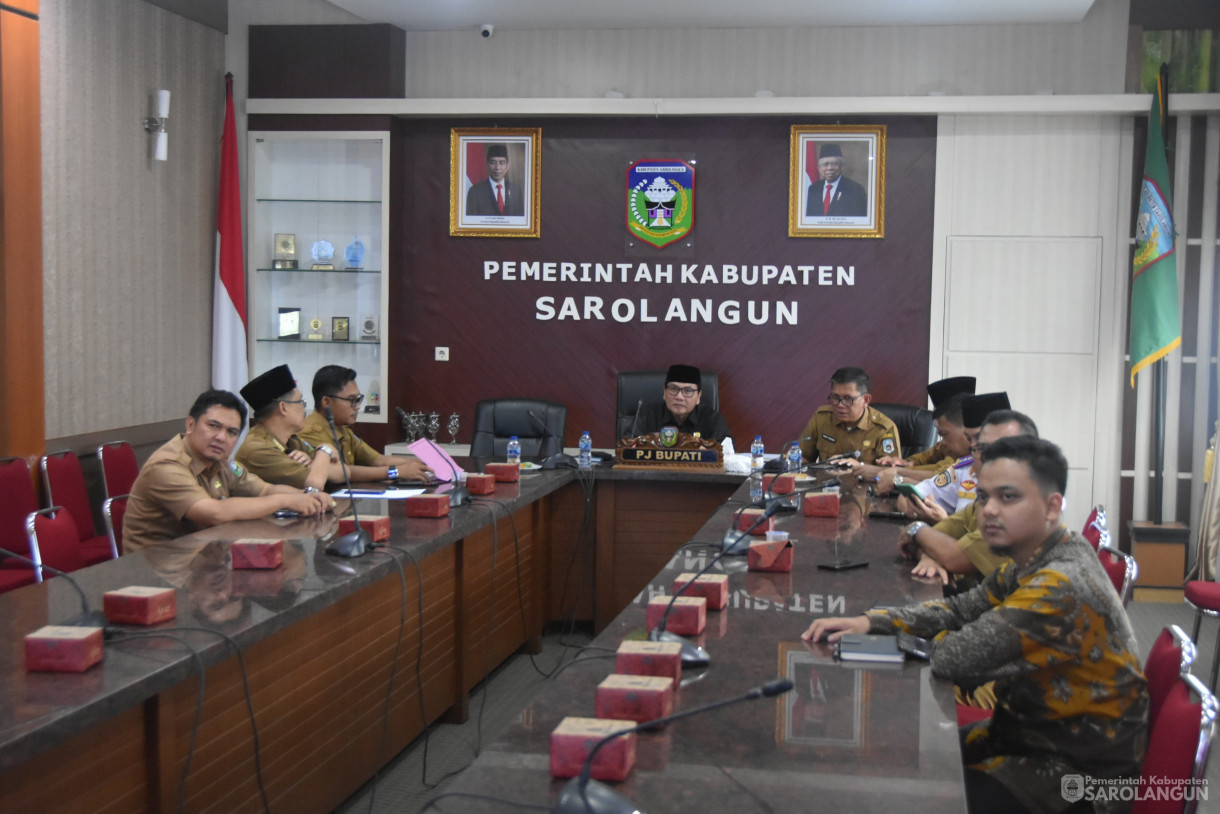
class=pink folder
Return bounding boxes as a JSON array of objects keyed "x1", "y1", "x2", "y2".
[{"x1": 408, "y1": 439, "x2": 465, "y2": 482}]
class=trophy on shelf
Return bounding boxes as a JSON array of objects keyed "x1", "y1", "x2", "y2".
[
  {"x1": 305, "y1": 317, "x2": 325, "y2": 341},
  {"x1": 273, "y1": 233, "x2": 297, "y2": 269},
  {"x1": 332, "y1": 316, "x2": 350, "y2": 342},
  {"x1": 277, "y1": 307, "x2": 301, "y2": 339},
  {"x1": 345, "y1": 236, "x2": 365, "y2": 270},
  {"x1": 447, "y1": 412, "x2": 460, "y2": 444},
  {"x1": 427, "y1": 412, "x2": 440, "y2": 442},
  {"x1": 360, "y1": 316, "x2": 378, "y2": 342},
  {"x1": 311, "y1": 239, "x2": 335, "y2": 270},
  {"x1": 366, "y1": 379, "x2": 381, "y2": 415},
  {"x1": 407, "y1": 412, "x2": 425, "y2": 442}
]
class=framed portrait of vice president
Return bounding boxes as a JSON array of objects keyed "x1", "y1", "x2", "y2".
[
  {"x1": 450, "y1": 127, "x2": 542, "y2": 238},
  {"x1": 788, "y1": 125, "x2": 885, "y2": 239}
]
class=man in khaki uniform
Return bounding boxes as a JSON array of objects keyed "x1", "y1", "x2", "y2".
[
  {"x1": 298, "y1": 365, "x2": 432, "y2": 482},
  {"x1": 881, "y1": 376, "x2": 976, "y2": 472},
  {"x1": 124, "y1": 390, "x2": 332, "y2": 554},
  {"x1": 236, "y1": 364, "x2": 338, "y2": 490},
  {"x1": 798, "y1": 366, "x2": 901, "y2": 465}
]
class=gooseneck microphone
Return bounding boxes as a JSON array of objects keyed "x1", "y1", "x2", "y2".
[
  {"x1": 0, "y1": 545, "x2": 109, "y2": 627},
  {"x1": 323, "y1": 405, "x2": 370, "y2": 558},
  {"x1": 650, "y1": 500, "x2": 783, "y2": 666},
  {"x1": 807, "y1": 449, "x2": 862, "y2": 471},
  {"x1": 628, "y1": 399, "x2": 643, "y2": 438},
  {"x1": 527, "y1": 410, "x2": 577, "y2": 470},
  {"x1": 553, "y1": 677, "x2": 795, "y2": 814},
  {"x1": 422, "y1": 436, "x2": 470, "y2": 507}
]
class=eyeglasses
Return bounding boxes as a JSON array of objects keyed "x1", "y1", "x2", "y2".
[
  {"x1": 278, "y1": 398, "x2": 306, "y2": 407},
  {"x1": 329, "y1": 394, "x2": 365, "y2": 407},
  {"x1": 827, "y1": 394, "x2": 862, "y2": 406},
  {"x1": 665, "y1": 385, "x2": 699, "y2": 398}
]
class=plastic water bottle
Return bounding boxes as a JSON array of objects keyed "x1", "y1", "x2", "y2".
[
  {"x1": 507, "y1": 436, "x2": 521, "y2": 465},
  {"x1": 750, "y1": 472, "x2": 764, "y2": 504},
  {"x1": 786, "y1": 442, "x2": 802, "y2": 473},
  {"x1": 579, "y1": 431, "x2": 593, "y2": 469},
  {"x1": 750, "y1": 436, "x2": 765, "y2": 472}
]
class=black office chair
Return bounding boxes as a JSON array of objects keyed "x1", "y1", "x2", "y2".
[
  {"x1": 870, "y1": 402, "x2": 936, "y2": 457},
  {"x1": 616, "y1": 370, "x2": 720, "y2": 440},
  {"x1": 469, "y1": 399, "x2": 567, "y2": 459}
]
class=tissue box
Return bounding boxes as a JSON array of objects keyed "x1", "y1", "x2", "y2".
[
  {"x1": 484, "y1": 462, "x2": 520, "y2": 483},
  {"x1": 338, "y1": 515, "x2": 391, "y2": 542},
  {"x1": 614, "y1": 641, "x2": 683, "y2": 688},
  {"x1": 103, "y1": 586, "x2": 177, "y2": 625},
  {"x1": 748, "y1": 539, "x2": 794, "y2": 572},
  {"x1": 596, "y1": 674, "x2": 675, "y2": 723},
  {"x1": 550, "y1": 717, "x2": 637, "y2": 781},
  {"x1": 405, "y1": 494, "x2": 450, "y2": 517},
  {"x1": 762, "y1": 473, "x2": 796, "y2": 494},
  {"x1": 803, "y1": 492, "x2": 841, "y2": 517},
  {"x1": 231, "y1": 538, "x2": 283, "y2": 569},
  {"x1": 25, "y1": 626, "x2": 104, "y2": 672},
  {"x1": 671, "y1": 572, "x2": 728, "y2": 610},
  {"x1": 465, "y1": 473, "x2": 497, "y2": 495},
  {"x1": 736, "y1": 508, "x2": 775, "y2": 535},
  {"x1": 646, "y1": 595, "x2": 706, "y2": 636}
]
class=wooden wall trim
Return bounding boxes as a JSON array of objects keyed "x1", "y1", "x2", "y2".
[{"x1": 0, "y1": 4, "x2": 44, "y2": 461}]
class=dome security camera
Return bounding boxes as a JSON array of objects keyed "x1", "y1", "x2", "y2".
[{"x1": 480, "y1": 24, "x2": 494, "y2": 38}]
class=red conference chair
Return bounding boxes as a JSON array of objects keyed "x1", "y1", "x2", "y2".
[
  {"x1": 0, "y1": 457, "x2": 39, "y2": 591},
  {"x1": 97, "y1": 441, "x2": 139, "y2": 500},
  {"x1": 1133, "y1": 671, "x2": 1217, "y2": 814},
  {"x1": 102, "y1": 496, "x2": 128, "y2": 558},
  {"x1": 1145, "y1": 625, "x2": 1197, "y2": 727},
  {"x1": 25, "y1": 507, "x2": 87, "y2": 581},
  {"x1": 1184, "y1": 581, "x2": 1220, "y2": 690},
  {"x1": 1097, "y1": 544, "x2": 1137, "y2": 607},
  {"x1": 1082, "y1": 504, "x2": 1107, "y2": 551},
  {"x1": 40, "y1": 450, "x2": 115, "y2": 563}
]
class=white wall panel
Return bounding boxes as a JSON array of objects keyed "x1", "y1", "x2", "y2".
[{"x1": 946, "y1": 238, "x2": 1101, "y2": 355}]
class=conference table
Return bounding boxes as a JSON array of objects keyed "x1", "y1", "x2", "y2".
[
  {"x1": 438, "y1": 475, "x2": 968, "y2": 813},
  {"x1": 0, "y1": 461, "x2": 965, "y2": 813}
]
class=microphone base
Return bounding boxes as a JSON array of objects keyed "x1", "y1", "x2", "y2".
[
  {"x1": 541, "y1": 453, "x2": 578, "y2": 470},
  {"x1": 554, "y1": 777, "x2": 646, "y2": 814},
  {"x1": 326, "y1": 530, "x2": 371, "y2": 558},
  {"x1": 648, "y1": 628, "x2": 709, "y2": 667},
  {"x1": 447, "y1": 486, "x2": 472, "y2": 507},
  {"x1": 721, "y1": 526, "x2": 750, "y2": 555}
]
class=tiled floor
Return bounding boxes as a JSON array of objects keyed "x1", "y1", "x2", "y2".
[{"x1": 337, "y1": 600, "x2": 1220, "y2": 814}]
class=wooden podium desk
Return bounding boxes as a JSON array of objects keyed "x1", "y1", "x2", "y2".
[
  {"x1": 0, "y1": 463, "x2": 744, "y2": 813},
  {"x1": 446, "y1": 478, "x2": 968, "y2": 813}
]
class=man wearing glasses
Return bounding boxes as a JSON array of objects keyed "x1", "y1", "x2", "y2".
[
  {"x1": 299, "y1": 365, "x2": 433, "y2": 482},
  {"x1": 235, "y1": 364, "x2": 345, "y2": 490},
  {"x1": 634, "y1": 364, "x2": 732, "y2": 442},
  {"x1": 798, "y1": 367, "x2": 900, "y2": 465}
]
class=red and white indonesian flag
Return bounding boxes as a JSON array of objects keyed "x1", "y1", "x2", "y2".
[
  {"x1": 464, "y1": 141, "x2": 488, "y2": 197},
  {"x1": 211, "y1": 72, "x2": 247, "y2": 396}
]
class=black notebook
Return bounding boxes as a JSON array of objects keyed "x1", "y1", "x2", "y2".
[{"x1": 836, "y1": 633, "x2": 904, "y2": 663}]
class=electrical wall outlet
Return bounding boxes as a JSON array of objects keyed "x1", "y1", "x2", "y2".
[{"x1": 435, "y1": 347, "x2": 450, "y2": 361}]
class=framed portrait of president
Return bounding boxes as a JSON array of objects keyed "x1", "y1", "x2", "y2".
[
  {"x1": 788, "y1": 125, "x2": 885, "y2": 239},
  {"x1": 450, "y1": 127, "x2": 542, "y2": 238}
]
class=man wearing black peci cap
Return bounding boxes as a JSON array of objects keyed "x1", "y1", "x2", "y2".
[
  {"x1": 877, "y1": 376, "x2": 976, "y2": 472},
  {"x1": 236, "y1": 364, "x2": 341, "y2": 491},
  {"x1": 633, "y1": 364, "x2": 732, "y2": 443},
  {"x1": 805, "y1": 143, "x2": 868, "y2": 218},
  {"x1": 465, "y1": 143, "x2": 524, "y2": 217}
]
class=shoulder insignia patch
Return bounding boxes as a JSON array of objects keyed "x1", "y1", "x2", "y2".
[
  {"x1": 933, "y1": 470, "x2": 952, "y2": 488},
  {"x1": 230, "y1": 461, "x2": 245, "y2": 477},
  {"x1": 881, "y1": 438, "x2": 895, "y2": 455}
]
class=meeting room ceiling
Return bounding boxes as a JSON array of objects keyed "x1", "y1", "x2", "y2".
[{"x1": 328, "y1": 0, "x2": 1098, "y2": 32}]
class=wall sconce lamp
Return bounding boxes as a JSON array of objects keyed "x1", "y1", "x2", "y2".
[{"x1": 143, "y1": 90, "x2": 170, "y2": 161}]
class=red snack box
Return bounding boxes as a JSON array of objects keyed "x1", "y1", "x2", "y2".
[
  {"x1": 103, "y1": 586, "x2": 177, "y2": 625},
  {"x1": 748, "y1": 539, "x2": 794, "y2": 572},
  {"x1": 671, "y1": 572, "x2": 729, "y2": 610},
  {"x1": 465, "y1": 473, "x2": 497, "y2": 495},
  {"x1": 736, "y1": 508, "x2": 775, "y2": 535},
  {"x1": 484, "y1": 462, "x2": 520, "y2": 483},
  {"x1": 596, "y1": 674, "x2": 675, "y2": 723},
  {"x1": 614, "y1": 640, "x2": 683, "y2": 688},
  {"x1": 762, "y1": 473, "x2": 796, "y2": 495},
  {"x1": 338, "y1": 515, "x2": 391, "y2": 542},
  {"x1": 25, "y1": 625, "x2": 104, "y2": 672},
  {"x1": 645, "y1": 595, "x2": 706, "y2": 636},
  {"x1": 405, "y1": 494, "x2": 451, "y2": 518},
  {"x1": 804, "y1": 492, "x2": 841, "y2": 517},
  {"x1": 550, "y1": 717, "x2": 637, "y2": 781},
  {"x1": 231, "y1": 538, "x2": 284, "y2": 570}
]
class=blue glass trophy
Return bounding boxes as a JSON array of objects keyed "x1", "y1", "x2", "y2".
[{"x1": 344, "y1": 236, "x2": 365, "y2": 269}]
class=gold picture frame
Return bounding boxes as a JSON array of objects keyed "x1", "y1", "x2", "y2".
[
  {"x1": 788, "y1": 125, "x2": 886, "y2": 239},
  {"x1": 450, "y1": 127, "x2": 542, "y2": 238}
]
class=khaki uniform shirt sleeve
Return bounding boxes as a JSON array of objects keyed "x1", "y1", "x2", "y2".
[
  {"x1": 933, "y1": 502, "x2": 973, "y2": 540},
  {"x1": 225, "y1": 460, "x2": 270, "y2": 497},
  {"x1": 345, "y1": 429, "x2": 381, "y2": 467},
  {"x1": 236, "y1": 427, "x2": 309, "y2": 489},
  {"x1": 905, "y1": 441, "x2": 945, "y2": 468},
  {"x1": 140, "y1": 458, "x2": 215, "y2": 521}
]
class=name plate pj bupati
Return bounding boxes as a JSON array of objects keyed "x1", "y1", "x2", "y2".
[
  {"x1": 616, "y1": 429, "x2": 723, "y2": 470},
  {"x1": 620, "y1": 447, "x2": 719, "y2": 464}
]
